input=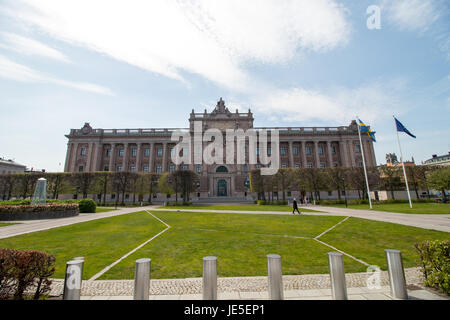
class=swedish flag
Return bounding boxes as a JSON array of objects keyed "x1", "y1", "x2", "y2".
[{"x1": 358, "y1": 118, "x2": 376, "y2": 142}]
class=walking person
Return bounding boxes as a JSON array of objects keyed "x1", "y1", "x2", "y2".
[{"x1": 292, "y1": 198, "x2": 301, "y2": 214}]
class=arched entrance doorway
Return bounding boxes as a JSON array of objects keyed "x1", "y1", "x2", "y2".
[{"x1": 217, "y1": 179, "x2": 227, "y2": 197}]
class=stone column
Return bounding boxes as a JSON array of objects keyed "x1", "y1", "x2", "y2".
[
  {"x1": 348, "y1": 140, "x2": 356, "y2": 167},
  {"x1": 64, "y1": 142, "x2": 71, "y2": 172},
  {"x1": 136, "y1": 143, "x2": 142, "y2": 171},
  {"x1": 109, "y1": 143, "x2": 116, "y2": 171},
  {"x1": 86, "y1": 142, "x2": 93, "y2": 172},
  {"x1": 122, "y1": 143, "x2": 128, "y2": 171},
  {"x1": 149, "y1": 142, "x2": 155, "y2": 172},
  {"x1": 314, "y1": 141, "x2": 320, "y2": 168},
  {"x1": 92, "y1": 142, "x2": 102, "y2": 172},
  {"x1": 327, "y1": 141, "x2": 333, "y2": 167},
  {"x1": 301, "y1": 141, "x2": 307, "y2": 168},
  {"x1": 70, "y1": 142, "x2": 79, "y2": 172},
  {"x1": 162, "y1": 142, "x2": 167, "y2": 172},
  {"x1": 288, "y1": 141, "x2": 294, "y2": 168}
]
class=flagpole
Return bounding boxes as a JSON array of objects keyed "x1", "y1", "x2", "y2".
[
  {"x1": 393, "y1": 116, "x2": 413, "y2": 209},
  {"x1": 357, "y1": 117, "x2": 373, "y2": 209}
]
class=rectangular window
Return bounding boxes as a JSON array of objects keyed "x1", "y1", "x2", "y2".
[
  {"x1": 106, "y1": 149, "x2": 111, "y2": 157},
  {"x1": 182, "y1": 165, "x2": 188, "y2": 170},
  {"x1": 331, "y1": 146, "x2": 336, "y2": 154},
  {"x1": 78, "y1": 165, "x2": 84, "y2": 172},
  {"x1": 170, "y1": 147, "x2": 174, "y2": 157},
  {"x1": 356, "y1": 144, "x2": 361, "y2": 153},
  {"x1": 117, "y1": 165, "x2": 122, "y2": 172},
  {"x1": 119, "y1": 149, "x2": 124, "y2": 157},
  {"x1": 281, "y1": 163, "x2": 287, "y2": 169},
  {"x1": 256, "y1": 164, "x2": 262, "y2": 168},
  {"x1": 358, "y1": 161, "x2": 363, "y2": 167},
  {"x1": 307, "y1": 163, "x2": 313, "y2": 168},
  {"x1": 280, "y1": 147, "x2": 286, "y2": 155},
  {"x1": 293, "y1": 147, "x2": 299, "y2": 155},
  {"x1": 157, "y1": 148, "x2": 163, "y2": 157},
  {"x1": 104, "y1": 166, "x2": 109, "y2": 171},
  {"x1": 196, "y1": 165, "x2": 201, "y2": 173},
  {"x1": 294, "y1": 163, "x2": 300, "y2": 168},
  {"x1": 80, "y1": 147, "x2": 86, "y2": 156},
  {"x1": 130, "y1": 166, "x2": 136, "y2": 172},
  {"x1": 306, "y1": 147, "x2": 311, "y2": 155},
  {"x1": 156, "y1": 165, "x2": 162, "y2": 173},
  {"x1": 131, "y1": 148, "x2": 137, "y2": 157},
  {"x1": 256, "y1": 147, "x2": 260, "y2": 155},
  {"x1": 267, "y1": 147, "x2": 272, "y2": 155},
  {"x1": 318, "y1": 146, "x2": 324, "y2": 155},
  {"x1": 242, "y1": 164, "x2": 248, "y2": 172},
  {"x1": 144, "y1": 148, "x2": 150, "y2": 157},
  {"x1": 143, "y1": 165, "x2": 149, "y2": 172},
  {"x1": 169, "y1": 164, "x2": 175, "y2": 172},
  {"x1": 333, "y1": 163, "x2": 338, "y2": 167},
  {"x1": 320, "y1": 163, "x2": 326, "y2": 168}
]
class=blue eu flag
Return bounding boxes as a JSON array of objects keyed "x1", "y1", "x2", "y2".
[{"x1": 394, "y1": 117, "x2": 416, "y2": 138}]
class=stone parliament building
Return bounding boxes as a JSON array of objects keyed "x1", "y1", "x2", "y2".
[{"x1": 64, "y1": 98, "x2": 376, "y2": 200}]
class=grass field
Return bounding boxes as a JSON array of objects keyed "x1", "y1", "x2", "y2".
[
  {"x1": 158, "y1": 204, "x2": 320, "y2": 212},
  {"x1": 0, "y1": 209, "x2": 448, "y2": 280},
  {"x1": 95, "y1": 207, "x2": 117, "y2": 213},
  {"x1": 0, "y1": 223, "x2": 19, "y2": 228},
  {"x1": 320, "y1": 202, "x2": 450, "y2": 214}
]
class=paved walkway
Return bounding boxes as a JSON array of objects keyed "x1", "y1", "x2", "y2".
[{"x1": 45, "y1": 267, "x2": 447, "y2": 300}]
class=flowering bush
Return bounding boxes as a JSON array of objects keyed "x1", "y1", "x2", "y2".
[
  {"x1": 0, "y1": 248, "x2": 55, "y2": 300},
  {"x1": 0, "y1": 203, "x2": 78, "y2": 214}
]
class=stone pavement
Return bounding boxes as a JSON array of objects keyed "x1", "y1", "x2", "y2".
[
  {"x1": 46, "y1": 267, "x2": 447, "y2": 300},
  {"x1": 0, "y1": 206, "x2": 155, "y2": 239}
]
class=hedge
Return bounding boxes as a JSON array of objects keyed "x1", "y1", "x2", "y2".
[
  {"x1": 415, "y1": 240, "x2": 450, "y2": 295},
  {"x1": 256, "y1": 200, "x2": 288, "y2": 205},
  {"x1": 0, "y1": 248, "x2": 56, "y2": 300},
  {"x1": 78, "y1": 198, "x2": 96, "y2": 213}
]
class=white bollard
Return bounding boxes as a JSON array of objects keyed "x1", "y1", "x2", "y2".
[
  {"x1": 267, "y1": 254, "x2": 284, "y2": 300},
  {"x1": 202, "y1": 256, "x2": 217, "y2": 300},
  {"x1": 385, "y1": 249, "x2": 408, "y2": 299},
  {"x1": 134, "y1": 258, "x2": 151, "y2": 300},
  {"x1": 328, "y1": 252, "x2": 348, "y2": 300},
  {"x1": 63, "y1": 260, "x2": 84, "y2": 300}
]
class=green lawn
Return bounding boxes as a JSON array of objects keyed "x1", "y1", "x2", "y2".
[
  {"x1": 320, "y1": 202, "x2": 450, "y2": 214},
  {"x1": 158, "y1": 204, "x2": 321, "y2": 213},
  {"x1": 0, "y1": 209, "x2": 447, "y2": 280},
  {"x1": 95, "y1": 207, "x2": 117, "y2": 213},
  {"x1": 0, "y1": 222, "x2": 19, "y2": 228},
  {"x1": 0, "y1": 211, "x2": 165, "y2": 279}
]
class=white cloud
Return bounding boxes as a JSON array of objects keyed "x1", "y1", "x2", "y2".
[
  {"x1": 382, "y1": 0, "x2": 441, "y2": 32},
  {"x1": 0, "y1": 54, "x2": 114, "y2": 95},
  {"x1": 1, "y1": 0, "x2": 351, "y2": 91},
  {"x1": 0, "y1": 32, "x2": 70, "y2": 62},
  {"x1": 248, "y1": 80, "x2": 406, "y2": 125}
]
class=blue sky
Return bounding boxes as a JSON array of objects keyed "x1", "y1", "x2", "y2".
[{"x1": 0, "y1": 0, "x2": 449, "y2": 172}]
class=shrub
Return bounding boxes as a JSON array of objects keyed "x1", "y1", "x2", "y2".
[
  {"x1": 78, "y1": 198, "x2": 96, "y2": 213},
  {"x1": 0, "y1": 248, "x2": 55, "y2": 300},
  {"x1": 415, "y1": 240, "x2": 450, "y2": 295}
]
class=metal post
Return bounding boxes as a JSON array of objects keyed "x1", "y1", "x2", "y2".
[
  {"x1": 63, "y1": 259, "x2": 84, "y2": 300},
  {"x1": 328, "y1": 252, "x2": 348, "y2": 300},
  {"x1": 385, "y1": 249, "x2": 408, "y2": 299},
  {"x1": 134, "y1": 258, "x2": 151, "y2": 300},
  {"x1": 203, "y1": 256, "x2": 217, "y2": 300},
  {"x1": 267, "y1": 254, "x2": 283, "y2": 300}
]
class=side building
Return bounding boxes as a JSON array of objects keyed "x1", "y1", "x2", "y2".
[{"x1": 64, "y1": 98, "x2": 376, "y2": 199}]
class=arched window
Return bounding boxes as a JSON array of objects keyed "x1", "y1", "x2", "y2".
[{"x1": 216, "y1": 166, "x2": 228, "y2": 173}]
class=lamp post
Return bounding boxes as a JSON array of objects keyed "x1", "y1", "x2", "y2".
[{"x1": 342, "y1": 177, "x2": 348, "y2": 208}]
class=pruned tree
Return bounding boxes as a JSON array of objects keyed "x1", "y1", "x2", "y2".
[
  {"x1": 428, "y1": 166, "x2": 450, "y2": 203},
  {"x1": 70, "y1": 172, "x2": 96, "y2": 199}
]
